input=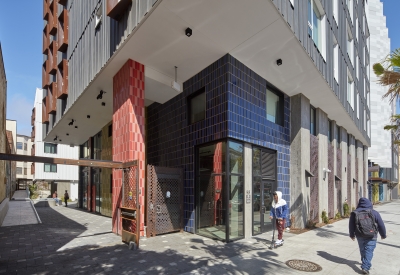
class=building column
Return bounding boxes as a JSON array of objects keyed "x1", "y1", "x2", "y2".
[
  {"x1": 244, "y1": 143, "x2": 252, "y2": 238},
  {"x1": 331, "y1": 120, "x2": 338, "y2": 217},
  {"x1": 290, "y1": 94, "x2": 310, "y2": 228},
  {"x1": 112, "y1": 59, "x2": 145, "y2": 235},
  {"x1": 316, "y1": 108, "x2": 328, "y2": 223},
  {"x1": 341, "y1": 128, "x2": 348, "y2": 214}
]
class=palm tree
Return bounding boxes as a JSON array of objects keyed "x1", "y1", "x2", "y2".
[
  {"x1": 384, "y1": 114, "x2": 400, "y2": 145},
  {"x1": 373, "y1": 48, "x2": 400, "y2": 103}
]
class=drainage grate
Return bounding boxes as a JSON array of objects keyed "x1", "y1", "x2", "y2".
[{"x1": 285, "y1": 259, "x2": 322, "y2": 272}]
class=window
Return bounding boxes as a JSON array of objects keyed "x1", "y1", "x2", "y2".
[
  {"x1": 108, "y1": 124, "x2": 112, "y2": 137},
  {"x1": 347, "y1": 0, "x2": 353, "y2": 22},
  {"x1": 24, "y1": 168, "x2": 27, "y2": 175},
  {"x1": 95, "y1": 4, "x2": 102, "y2": 29},
  {"x1": 266, "y1": 88, "x2": 284, "y2": 126},
  {"x1": 17, "y1": 142, "x2": 23, "y2": 150},
  {"x1": 356, "y1": 92, "x2": 360, "y2": 119},
  {"x1": 364, "y1": 109, "x2": 367, "y2": 130},
  {"x1": 336, "y1": 125, "x2": 341, "y2": 148},
  {"x1": 308, "y1": 0, "x2": 326, "y2": 56},
  {"x1": 367, "y1": 114, "x2": 370, "y2": 137},
  {"x1": 347, "y1": 24, "x2": 353, "y2": 64},
  {"x1": 16, "y1": 167, "x2": 22, "y2": 174},
  {"x1": 333, "y1": 0, "x2": 338, "y2": 23},
  {"x1": 333, "y1": 36, "x2": 339, "y2": 81},
  {"x1": 24, "y1": 143, "x2": 27, "y2": 151},
  {"x1": 367, "y1": 89, "x2": 370, "y2": 108},
  {"x1": 355, "y1": 17, "x2": 358, "y2": 41},
  {"x1": 348, "y1": 134, "x2": 351, "y2": 154},
  {"x1": 44, "y1": 163, "x2": 57, "y2": 173},
  {"x1": 347, "y1": 71, "x2": 354, "y2": 109},
  {"x1": 188, "y1": 87, "x2": 206, "y2": 124},
  {"x1": 328, "y1": 119, "x2": 333, "y2": 143},
  {"x1": 310, "y1": 106, "x2": 316, "y2": 136},
  {"x1": 44, "y1": 143, "x2": 57, "y2": 154}
]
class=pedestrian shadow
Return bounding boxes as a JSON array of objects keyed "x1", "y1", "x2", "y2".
[{"x1": 317, "y1": 251, "x2": 363, "y2": 274}]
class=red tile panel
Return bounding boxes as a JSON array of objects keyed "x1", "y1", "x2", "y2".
[{"x1": 112, "y1": 59, "x2": 145, "y2": 236}]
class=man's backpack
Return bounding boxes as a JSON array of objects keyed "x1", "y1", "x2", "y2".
[{"x1": 354, "y1": 209, "x2": 377, "y2": 238}]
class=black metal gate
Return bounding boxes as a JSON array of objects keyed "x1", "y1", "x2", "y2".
[{"x1": 147, "y1": 165, "x2": 183, "y2": 237}]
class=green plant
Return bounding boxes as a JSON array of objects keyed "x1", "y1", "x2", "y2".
[
  {"x1": 28, "y1": 184, "x2": 38, "y2": 199},
  {"x1": 352, "y1": 206, "x2": 356, "y2": 211},
  {"x1": 343, "y1": 202, "x2": 350, "y2": 218},
  {"x1": 321, "y1": 210, "x2": 329, "y2": 224},
  {"x1": 306, "y1": 219, "x2": 316, "y2": 229},
  {"x1": 335, "y1": 211, "x2": 341, "y2": 220}
]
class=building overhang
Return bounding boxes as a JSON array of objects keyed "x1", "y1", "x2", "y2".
[{"x1": 45, "y1": 0, "x2": 369, "y2": 147}]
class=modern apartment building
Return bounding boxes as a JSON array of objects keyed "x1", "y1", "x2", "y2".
[
  {"x1": 367, "y1": 0, "x2": 398, "y2": 203},
  {"x1": 15, "y1": 134, "x2": 34, "y2": 189},
  {"x1": 41, "y1": 0, "x2": 371, "y2": 241},
  {"x1": 32, "y1": 88, "x2": 79, "y2": 200}
]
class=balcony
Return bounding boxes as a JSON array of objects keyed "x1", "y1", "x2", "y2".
[
  {"x1": 31, "y1": 108, "x2": 36, "y2": 126},
  {"x1": 49, "y1": 39, "x2": 58, "y2": 74},
  {"x1": 42, "y1": 61, "x2": 49, "y2": 89},
  {"x1": 31, "y1": 163, "x2": 35, "y2": 175},
  {"x1": 57, "y1": 9, "x2": 68, "y2": 52},
  {"x1": 43, "y1": 0, "x2": 49, "y2": 20},
  {"x1": 31, "y1": 126, "x2": 35, "y2": 142},
  {"x1": 42, "y1": 98, "x2": 49, "y2": 123},
  {"x1": 107, "y1": 0, "x2": 132, "y2": 20}
]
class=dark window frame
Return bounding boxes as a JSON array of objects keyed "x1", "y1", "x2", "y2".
[
  {"x1": 44, "y1": 143, "x2": 58, "y2": 154},
  {"x1": 328, "y1": 119, "x2": 333, "y2": 143},
  {"x1": 16, "y1": 142, "x2": 23, "y2": 150},
  {"x1": 44, "y1": 163, "x2": 57, "y2": 173},
  {"x1": 188, "y1": 87, "x2": 206, "y2": 125},
  {"x1": 108, "y1": 124, "x2": 112, "y2": 137},
  {"x1": 310, "y1": 106, "x2": 316, "y2": 136},
  {"x1": 266, "y1": 85, "x2": 284, "y2": 126}
]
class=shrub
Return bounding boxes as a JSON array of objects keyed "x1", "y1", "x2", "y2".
[
  {"x1": 343, "y1": 202, "x2": 350, "y2": 218},
  {"x1": 321, "y1": 210, "x2": 329, "y2": 224},
  {"x1": 335, "y1": 211, "x2": 341, "y2": 220},
  {"x1": 306, "y1": 219, "x2": 316, "y2": 229}
]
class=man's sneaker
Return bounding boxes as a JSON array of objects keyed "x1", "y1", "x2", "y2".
[
  {"x1": 275, "y1": 239, "x2": 282, "y2": 245},
  {"x1": 362, "y1": 269, "x2": 369, "y2": 274}
]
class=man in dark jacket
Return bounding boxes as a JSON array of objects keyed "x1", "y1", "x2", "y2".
[{"x1": 349, "y1": 198, "x2": 386, "y2": 274}]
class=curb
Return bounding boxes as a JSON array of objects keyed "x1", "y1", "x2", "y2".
[{"x1": 29, "y1": 199, "x2": 42, "y2": 224}]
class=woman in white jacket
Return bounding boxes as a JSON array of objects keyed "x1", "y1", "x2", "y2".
[{"x1": 269, "y1": 191, "x2": 288, "y2": 245}]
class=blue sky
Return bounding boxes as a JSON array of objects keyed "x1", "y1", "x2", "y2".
[{"x1": 0, "y1": 0, "x2": 400, "y2": 136}]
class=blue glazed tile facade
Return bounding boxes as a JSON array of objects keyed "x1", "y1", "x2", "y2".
[{"x1": 147, "y1": 54, "x2": 290, "y2": 233}]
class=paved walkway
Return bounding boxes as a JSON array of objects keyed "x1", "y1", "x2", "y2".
[
  {"x1": 1, "y1": 191, "x2": 40, "y2": 227},
  {"x1": 0, "y1": 199, "x2": 399, "y2": 275}
]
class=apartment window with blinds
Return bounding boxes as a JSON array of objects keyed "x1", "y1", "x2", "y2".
[
  {"x1": 308, "y1": 0, "x2": 323, "y2": 51},
  {"x1": 44, "y1": 143, "x2": 57, "y2": 154},
  {"x1": 44, "y1": 163, "x2": 57, "y2": 173},
  {"x1": 17, "y1": 142, "x2": 23, "y2": 150},
  {"x1": 16, "y1": 167, "x2": 22, "y2": 174},
  {"x1": 347, "y1": 72, "x2": 354, "y2": 109},
  {"x1": 266, "y1": 87, "x2": 284, "y2": 126}
]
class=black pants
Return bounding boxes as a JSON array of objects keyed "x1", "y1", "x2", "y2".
[{"x1": 65, "y1": 199, "x2": 68, "y2": 207}]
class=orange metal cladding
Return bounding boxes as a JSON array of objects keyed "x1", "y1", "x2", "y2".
[
  {"x1": 56, "y1": 60, "x2": 68, "y2": 98},
  {"x1": 42, "y1": 24, "x2": 48, "y2": 54},
  {"x1": 49, "y1": 40, "x2": 58, "y2": 74},
  {"x1": 214, "y1": 142, "x2": 223, "y2": 225},
  {"x1": 42, "y1": 62, "x2": 49, "y2": 89},
  {"x1": 57, "y1": 9, "x2": 68, "y2": 52},
  {"x1": 107, "y1": 0, "x2": 132, "y2": 20},
  {"x1": 48, "y1": 83, "x2": 57, "y2": 113},
  {"x1": 31, "y1": 108, "x2": 35, "y2": 126},
  {"x1": 43, "y1": 0, "x2": 49, "y2": 20},
  {"x1": 42, "y1": 97, "x2": 49, "y2": 123},
  {"x1": 48, "y1": 1, "x2": 57, "y2": 35}
]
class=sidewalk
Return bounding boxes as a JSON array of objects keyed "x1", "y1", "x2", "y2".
[
  {"x1": 1, "y1": 191, "x2": 40, "y2": 227},
  {"x1": 0, "y1": 199, "x2": 399, "y2": 274}
]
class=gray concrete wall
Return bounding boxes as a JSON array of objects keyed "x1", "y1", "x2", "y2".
[
  {"x1": 332, "y1": 120, "x2": 338, "y2": 215},
  {"x1": 244, "y1": 143, "x2": 252, "y2": 238},
  {"x1": 290, "y1": 94, "x2": 310, "y2": 228},
  {"x1": 341, "y1": 127, "x2": 348, "y2": 213}
]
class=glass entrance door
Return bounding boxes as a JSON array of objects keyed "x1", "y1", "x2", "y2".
[{"x1": 252, "y1": 147, "x2": 276, "y2": 235}]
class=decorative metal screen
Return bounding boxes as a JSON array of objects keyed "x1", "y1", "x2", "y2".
[
  {"x1": 328, "y1": 144, "x2": 334, "y2": 219},
  {"x1": 310, "y1": 135, "x2": 319, "y2": 223},
  {"x1": 147, "y1": 165, "x2": 183, "y2": 237},
  {"x1": 347, "y1": 154, "x2": 351, "y2": 208},
  {"x1": 336, "y1": 148, "x2": 342, "y2": 213},
  {"x1": 122, "y1": 166, "x2": 139, "y2": 209}
]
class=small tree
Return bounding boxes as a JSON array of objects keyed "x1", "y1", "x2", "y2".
[{"x1": 343, "y1": 202, "x2": 350, "y2": 218}]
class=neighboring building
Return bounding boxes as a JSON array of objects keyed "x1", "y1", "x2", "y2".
[
  {"x1": 41, "y1": 0, "x2": 370, "y2": 241},
  {"x1": 16, "y1": 134, "x2": 34, "y2": 189},
  {"x1": 367, "y1": 0, "x2": 398, "y2": 202},
  {"x1": 0, "y1": 42, "x2": 8, "y2": 225},
  {"x1": 31, "y1": 88, "x2": 79, "y2": 200}
]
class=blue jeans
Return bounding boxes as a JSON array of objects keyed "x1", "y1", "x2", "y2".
[{"x1": 356, "y1": 237, "x2": 377, "y2": 271}]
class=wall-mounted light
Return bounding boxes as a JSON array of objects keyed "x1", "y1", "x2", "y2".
[
  {"x1": 59, "y1": 139, "x2": 62, "y2": 142},
  {"x1": 53, "y1": 136, "x2": 58, "y2": 141},
  {"x1": 166, "y1": 191, "x2": 171, "y2": 199},
  {"x1": 97, "y1": 90, "x2": 105, "y2": 100},
  {"x1": 276, "y1": 59, "x2": 283, "y2": 66},
  {"x1": 75, "y1": 126, "x2": 78, "y2": 129},
  {"x1": 87, "y1": 115, "x2": 90, "y2": 119},
  {"x1": 323, "y1": 168, "x2": 331, "y2": 180},
  {"x1": 185, "y1": 27, "x2": 192, "y2": 37},
  {"x1": 66, "y1": 133, "x2": 69, "y2": 136},
  {"x1": 102, "y1": 102, "x2": 106, "y2": 106},
  {"x1": 68, "y1": 119, "x2": 75, "y2": 126}
]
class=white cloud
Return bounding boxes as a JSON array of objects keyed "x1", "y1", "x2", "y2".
[{"x1": 6, "y1": 93, "x2": 34, "y2": 136}]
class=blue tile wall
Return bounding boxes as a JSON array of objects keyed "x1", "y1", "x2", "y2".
[{"x1": 147, "y1": 54, "x2": 291, "y2": 233}]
